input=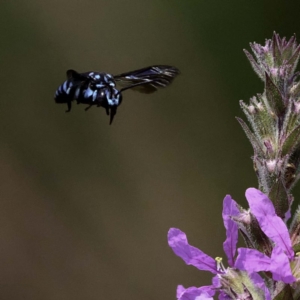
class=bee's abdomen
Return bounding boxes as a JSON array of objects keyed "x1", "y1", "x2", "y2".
[{"x1": 54, "y1": 80, "x2": 75, "y2": 103}]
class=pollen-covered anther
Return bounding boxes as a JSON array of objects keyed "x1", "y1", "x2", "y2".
[{"x1": 215, "y1": 257, "x2": 225, "y2": 272}]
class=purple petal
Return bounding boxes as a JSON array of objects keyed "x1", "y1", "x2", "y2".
[
  {"x1": 218, "y1": 292, "x2": 232, "y2": 300},
  {"x1": 249, "y1": 273, "x2": 271, "y2": 300},
  {"x1": 197, "y1": 286, "x2": 216, "y2": 297},
  {"x1": 285, "y1": 207, "x2": 291, "y2": 222},
  {"x1": 177, "y1": 285, "x2": 186, "y2": 298},
  {"x1": 235, "y1": 248, "x2": 271, "y2": 272},
  {"x1": 245, "y1": 188, "x2": 294, "y2": 259},
  {"x1": 222, "y1": 195, "x2": 239, "y2": 267},
  {"x1": 212, "y1": 275, "x2": 221, "y2": 288},
  {"x1": 168, "y1": 228, "x2": 218, "y2": 274},
  {"x1": 270, "y1": 246, "x2": 296, "y2": 283},
  {"x1": 176, "y1": 286, "x2": 215, "y2": 300}
]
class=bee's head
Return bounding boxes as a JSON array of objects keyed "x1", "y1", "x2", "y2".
[{"x1": 105, "y1": 87, "x2": 122, "y2": 107}]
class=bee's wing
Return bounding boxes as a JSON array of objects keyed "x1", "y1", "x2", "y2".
[{"x1": 114, "y1": 65, "x2": 180, "y2": 93}]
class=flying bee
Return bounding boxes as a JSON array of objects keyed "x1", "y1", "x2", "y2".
[{"x1": 54, "y1": 65, "x2": 180, "y2": 124}]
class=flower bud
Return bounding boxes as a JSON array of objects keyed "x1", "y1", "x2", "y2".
[{"x1": 294, "y1": 101, "x2": 300, "y2": 114}]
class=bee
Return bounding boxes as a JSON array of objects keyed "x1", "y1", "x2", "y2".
[{"x1": 54, "y1": 65, "x2": 180, "y2": 124}]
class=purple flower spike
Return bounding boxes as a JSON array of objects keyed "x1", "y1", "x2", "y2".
[
  {"x1": 222, "y1": 195, "x2": 240, "y2": 267},
  {"x1": 168, "y1": 228, "x2": 218, "y2": 274},
  {"x1": 245, "y1": 188, "x2": 294, "y2": 259},
  {"x1": 176, "y1": 285, "x2": 215, "y2": 300}
]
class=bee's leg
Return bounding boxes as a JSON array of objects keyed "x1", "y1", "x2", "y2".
[
  {"x1": 109, "y1": 107, "x2": 117, "y2": 125},
  {"x1": 105, "y1": 107, "x2": 109, "y2": 115},
  {"x1": 65, "y1": 101, "x2": 72, "y2": 112},
  {"x1": 85, "y1": 105, "x2": 93, "y2": 111}
]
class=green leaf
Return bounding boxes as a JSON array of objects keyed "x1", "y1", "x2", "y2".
[
  {"x1": 272, "y1": 32, "x2": 283, "y2": 66},
  {"x1": 273, "y1": 284, "x2": 293, "y2": 300},
  {"x1": 251, "y1": 95, "x2": 276, "y2": 138},
  {"x1": 236, "y1": 118, "x2": 264, "y2": 156},
  {"x1": 265, "y1": 72, "x2": 285, "y2": 116},
  {"x1": 289, "y1": 206, "x2": 300, "y2": 245},
  {"x1": 290, "y1": 81, "x2": 300, "y2": 97},
  {"x1": 269, "y1": 179, "x2": 289, "y2": 218},
  {"x1": 244, "y1": 49, "x2": 264, "y2": 81},
  {"x1": 293, "y1": 243, "x2": 300, "y2": 253},
  {"x1": 282, "y1": 35, "x2": 296, "y2": 61},
  {"x1": 239, "y1": 271, "x2": 268, "y2": 300},
  {"x1": 282, "y1": 124, "x2": 300, "y2": 156},
  {"x1": 287, "y1": 44, "x2": 300, "y2": 74}
]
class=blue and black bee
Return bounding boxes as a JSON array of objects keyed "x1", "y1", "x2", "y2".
[{"x1": 54, "y1": 65, "x2": 180, "y2": 124}]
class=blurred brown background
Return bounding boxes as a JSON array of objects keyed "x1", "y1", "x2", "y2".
[{"x1": 0, "y1": 1, "x2": 300, "y2": 299}]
